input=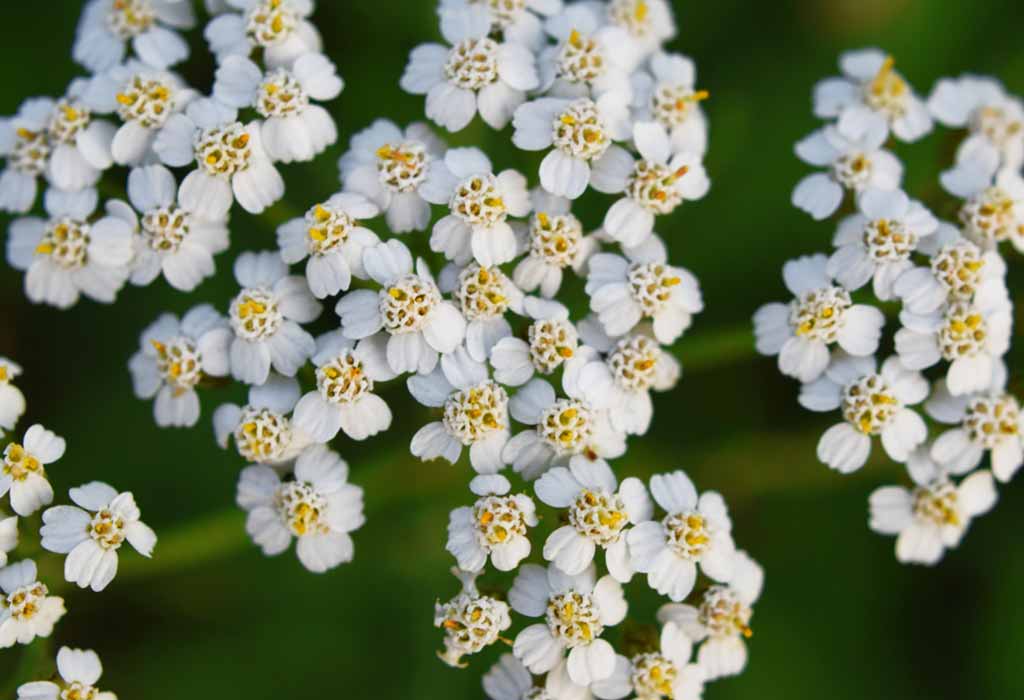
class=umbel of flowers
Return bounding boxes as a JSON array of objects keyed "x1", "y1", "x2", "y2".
[
  {"x1": 756, "y1": 48, "x2": 1022, "y2": 566},
  {"x1": 1, "y1": 0, "x2": 765, "y2": 696}
]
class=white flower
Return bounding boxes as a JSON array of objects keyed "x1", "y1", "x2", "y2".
[
  {"x1": 792, "y1": 122, "x2": 903, "y2": 220},
  {"x1": 447, "y1": 474, "x2": 538, "y2": 572},
  {"x1": 538, "y1": 4, "x2": 639, "y2": 101},
  {"x1": 0, "y1": 99, "x2": 54, "y2": 213},
  {"x1": 827, "y1": 188, "x2": 939, "y2": 301},
  {"x1": 928, "y1": 75, "x2": 1024, "y2": 171},
  {"x1": 534, "y1": 458, "x2": 651, "y2": 580},
  {"x1": 237, "y1": 444, "x2": 365, "y2": 573},
  {"x1": 421, "y1": 147, "x2": 531, "y2": 267},
  {"x1": 894, "y1": 284, "x2": 1011, "y2": 396},
  {"x1": 503, "y1": 377, "x2": 627, "y2": 480},
  {"x1": 490, "y1": 298, "x2": 580, "y2": 387},
  {"x1": 512, "y1": 94, "x2": 630, "y2": 199},
  {"x1": 436, "y1": 567, "x2": 512, "y2": 668},
  {"x1": 0, "y1": 517, "x2": 16, "y2": 568},
  {"x1": 338, "y1": 119, "x2": 446, "y2": 234},
  {"x1": 80, "y1": 61, "x2": 197, "y2": 166},
  {"x1": 410, "y1": 346, "x2": 512, "y2": 474},
  {"x1": 631, "y1": 51, "x2": 709, "y2": 157},
  {"x1": 626, "y1": 470, "x2": 735, "y2": 601},
  {"x1": 291, "y1": 331, "x2": 395, "y2": 443},
  {"x1": 7, "y1": 188, "x2": 133, "y2": 309},
  {"x1": 153, "y1": 98, "x2": 284, "y2": 217},
  {"x1": 0, "y1": 358, "x2": 26, "y2": 436},
  {"x1": 128, "y1": 306, "x2": 232, "y2": 428},
  {"x1": 586, "y1": 236, "x2": 704, "y2": 344},
  {"x1": 926, "y1": 381, "x2": 1024, "y2": 482},
  {"x1": 205, "y1": 0, "x2": 322, "y2": 68},
  {"x1": 893, "y1": 232, "x2": 1006, "y2": 316},
  {"x1": 226, "y1": 251, "x2": 321, "y2": 385},
  {"x1": 213, "y1": 52, "x2": 343, "y2": 163},
  {"x1": 801, "y1": 353, "x2": 929, "y2": 474},
  {"x1": 514, "y1": 191, "x2": 599, "y2": 299},
  {"x1": 74, "y1": 0, "x2": 194, "y2": 73},
  {"x1": 442, "y1": 0, "x2": 562, "y2": 51},
  {"x1": 658, "y1": 550, "x2": 764, "y2": 681},
  {"x1": 336, "y1": 239, "x2": 466, "y2": 375},
  {"x1": 400, "y1": 5, "x2": 539, "y2": 132},
  {"x1": 440, "y1": 262, "x2": 525, "y2": 362},
  {"x1": 754, "y1": 253, "x2": 885, "y2": 383},
  {"x1": 277, "y1": 192, "x2": 380, "y2": 299},
  {"x1": 0, "y1": 560, "x2": 65, "y2": 648},
  {"x1": 0, "y1": 425, "x2": 63, "y2": 517},
  {"x1": 869, "y1": 451, "x2": 996, "y2": 565},
  {"x1": 0, "y1": 93, "x2": 114, "y2": 211},
  {"x1": 483, "y1": 653, "x2": 588, "y2": 700},
  {"x1": 509, "y1": 562, "x2": 627, "y2": 686},
  {"x1": 573, "y1": 327, "x2": 680, "y2": 436},
  {"x1": 213, "y1": 374, "x2": 311, "y2": 466},
  {"x1": 590, "y1": 122, "x2": 709, "y2": 247},
  {"x1": 40, "y1": 482, "x2": 156, "y2": 592},
  {"x1": 116, "y1": 165, "x2": 231, "y2": 291},
  {"x1": 605, "y1": 0, "x2": 676, "y2": 57},
  {"x1": 591, "y1": 622, "x2": 706, "y2": 700},
  {"x1": 814, "y1": 49, "x2": 932, "y2": 143},
  {"x1": 940, "y1": 155, "x2": 1024, "y2": 252},
  {"x1": 17, "y1": 647, "x2": 116, "y2": 700}
]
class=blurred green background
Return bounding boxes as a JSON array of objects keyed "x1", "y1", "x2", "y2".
[{"x1": 1, "y1": 0, "x2": 1023, "y2": 697}]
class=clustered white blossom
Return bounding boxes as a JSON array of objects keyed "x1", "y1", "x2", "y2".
[
  {"x1": 758, "y1": 47, "x2": 1022, "y2": 566},
  {"x1": 3, "y1": 0, "x2": 766, "y2": 694},
  {"x1": 0, "y1": 352, "x2": 154, "y2": 700}
]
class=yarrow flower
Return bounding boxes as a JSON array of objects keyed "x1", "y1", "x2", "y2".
[
  {"x1": 129, "y1": 306, "x2": 231, "y2": 428},
  {"x1": 801, "y1": 353, "x2": 929, "y2": 474},
  {"x1": 16, "y1": 647, "x2": 117, "y2": 700},
  {"x1": 513, "y1": 191, "x2": 599, "y2": 299},
  {"x1": 336, "y1": 239, "x2": 466, "y2": 375},
  {"x1": 792, "y1": 121, "x2": 903, "y2": 220},
  {"x1": 291, "y1": 331, "x2": 395, "y2": 443},
  {"x1": 401, "y1": 5, "x2": 539, "y2": 132},
  {"x1": 592, "y1": 621, "x2": 706, "y2": 700},
  {"x1": 410, "y1": 347, "x2": 512, "y2": 473},
  {"x1": 658, "y1": 550, "x2": 764, "y2": 681},
  {"x1": 627, "y1": 470, "x2": 735, "y2": 601},
  {"x1": 74, "y1": 0, "x2": 195, "y2": 72},
  {"x1": 0, "y1": 560, "x2": 65, "y2": 648},
  {"x1": 940, "y1": 154, "x2": 1024, "y2": 253},
  {"x1": 40, "y1": 482, "x2": 156, "y2": 592},
  {"x1": 225, "y1": 251, "x2": 321, "y2": 385},
  {"x1": 441, "y1": 262, "x2": 526, "y2": 362},
  {"x1": 205, "y1": 0, "x2": 323, "y2": 68},
  {"x1": 213, "y1": 52, "x2": 343, "y2": 163},
  {"x1": 237, "y1": 444, "x2": 365, "y2": 572},
  {"x1": 447, "y1": 474, "x2": 538, "y2": 572},
  {"x1": 893, "y1": 233, "x2": 1007, "y2": 317},
  {"x1": 869, "y1": 451, "x2": 996, "y2": 565},
  {"x1": 509, "y1": 562, "x2": 627, "y2": 686},
  {"x1": 754, "y1": 253, "x2": 885, "y2": 383},
  {"x1": 435, "y1": 567, "x2": 512, "y2": 668},
  {"x1": 534, "y1": 457, "x2": 651, "y2": 580},
  {"x1": 631, "y1": 51, "x2": 709, "y2": 156},
  {"x1": 928, "y1": 75, "x2": 1024, "y2": 171},
  {"x1": 154, "y1": 98, "x2": 284, "y2": 217},
  {"x1": 276, "y1": 192, "x2": 381, "y2": 299},
  {"x1": 590, "y1": 121, "x2": 708, "y2": 247},
  {"x1": 421, "y1": 147, "x2": 531, "y2": 268},
  {"x1": 586, "y1": 236, "x2": 704, "y2": 344},
  {"x1": 1, "y1": 425, "x2": 63, "y2": 517},
  {"x1": 490, "y1": 298, "x2": 580, "y2": 387},
  {"x1": 813, "y1": 49, "x2": 932, "y2": 144},
  {"x1": 338, "y1": 119, "x2": 446, "y2": 234},
  {"x1": 0, "y1": 357, "x2": 26, "y2": 436},
  {"x1": 7, "y1": 188, "x2": 134, "y2": 309},
  {"x1": 213, "y1": 374, "x2": 311, "y2": 466}
]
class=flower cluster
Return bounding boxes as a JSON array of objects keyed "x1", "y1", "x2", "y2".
[
  {"x1": 3, "y1": 0, "x2": 762, "y2": 694},
  {"x1": 0, "y1": 354, "x2": 154, "y2": 698},
  {"x1": 757, "y1": 48, "x2": 1021, "y2": 565}
]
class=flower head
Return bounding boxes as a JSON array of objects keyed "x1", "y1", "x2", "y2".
[
  {"x1": 0, "y1": 425, "x2": 63, "y2": 517},
  {"x1": 17, "y1": 646, "x2": 116, "y2": 700},
  {"x1": 0, "y1": 560, "x2": 65, "y2": 648}
]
